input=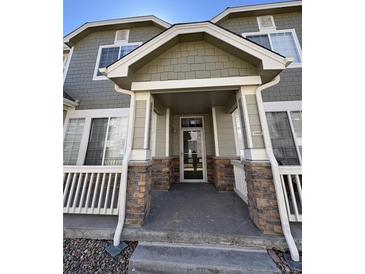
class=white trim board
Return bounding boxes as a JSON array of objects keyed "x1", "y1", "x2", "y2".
[{"x1": 131, "y1": 76, "x2": 262, "y2": 91}]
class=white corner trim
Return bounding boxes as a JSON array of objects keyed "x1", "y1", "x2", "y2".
[
  {"x1": 131, "y1": 76, "x2": 262, "y2": 91},
  {"x1": 63, "y1": 46, "x2": 74, "y2": 83},
  {"x1": 211, "y1": 1, "x2": 302, "y2": 23},
  {"x1": 211, "y1": 107, "x2": 220, "y2": 157},
  {"x1": 263, "y1": 100, "x2": 302, "y2": 112},
  {"x1": 165, "y1": 108, "x2": 170, "y2": 157},
  {"x1": 105, "y1": 22, "x2": 288, "y2": 79}
]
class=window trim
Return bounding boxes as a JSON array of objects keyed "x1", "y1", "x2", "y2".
[
  {"x1": 264, "y1": 100, "x2": 302, "y2": 164},
  {"x1": 63, "y1": 108, "x2": 129, "y2": 166},
  {"x1": 242, "y1": 29, "x2": 302, "y2": 68},
  {"x1": 93, "y1": 42, "x2": 142, "y2": 81}
]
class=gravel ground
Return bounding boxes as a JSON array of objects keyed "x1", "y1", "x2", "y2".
[
  {"x1": 268, "y1": 248, "x2": 302, "y2": 274},
  {"x1": 63, "y1": 239, "x2": 137, "y2": 274}
]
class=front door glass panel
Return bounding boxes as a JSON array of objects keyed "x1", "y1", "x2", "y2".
[{"x1": 183, "y1": 129, "x2": 203, "y2": 180}]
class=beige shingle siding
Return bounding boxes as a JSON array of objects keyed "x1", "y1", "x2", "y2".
[
  {"x1": 132, "y1": 100, "x2": 147, "y2": 149},
  {"x1": 63, "y1": 26, "x2": 164, "y2": 110},
  {"x1": 246, "y1": 95, "x2": 264, "y2": 148},
  {"x1": 133, "y1": 40, "x2": 257, "y2": 82},
  {"x1": 217, "y1": 11, "x2": 302, "y2": 103},
  {"x1": 215, "y1": 106, "x2": 236, "y2": 157},
  {"x1": 155, "y1": 110, "x2": 167, "y2": 157}
]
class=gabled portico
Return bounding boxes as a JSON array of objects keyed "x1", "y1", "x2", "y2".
[{"x1": 98, "y1": 21, "x2": 300, "y2": 261}]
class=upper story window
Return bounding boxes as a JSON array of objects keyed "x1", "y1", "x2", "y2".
[
  {"x1": 243, "y1": 16, "x2": 302, "y2": 68},
  {"x1": 93, "y1": 29, "x2": 142, "y2": 80}
]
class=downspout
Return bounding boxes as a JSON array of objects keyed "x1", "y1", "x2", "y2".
[
  {"x1": 113, "y1": 84, "x2": 135, "y2": 246},
  {"x1": 256, "y1": 75, "x2": 300, "y2": 261}
]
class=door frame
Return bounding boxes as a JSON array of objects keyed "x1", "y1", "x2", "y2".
[{"x1": 179, "y1": 116, "x2": 207, "y2": 183}]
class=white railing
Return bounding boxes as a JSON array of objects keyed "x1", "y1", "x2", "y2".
[
  {"x1": 63, "y1": 166, "x2": 123, "y2": 215},
  {"x1": 231, "y1": 160, "x2": 248, "y2": 204},
  {"x1": 278, "y1": 166, "x2": 302, "y2": 222}
]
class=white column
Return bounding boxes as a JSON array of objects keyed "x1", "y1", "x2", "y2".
[
  {"x1": 238, "y1": 86, "x2": 268, "y2": 161},
  {"x1": 165, "y1": 108, "x2": 170, "y2": 157},
  {"x1": 211, "y1": 106, "x2": 220, "y2": 157}
]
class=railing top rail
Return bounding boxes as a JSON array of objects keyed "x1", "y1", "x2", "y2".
[
  {"x1": 63, "y1": 165, "x2": 123, "y2": 173},
  {"x1": 278, "y1": 165, "x2": 302, "y2": 175}
]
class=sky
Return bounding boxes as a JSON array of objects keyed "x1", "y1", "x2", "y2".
[{"x1": 64, "y1": 0, "x2": 286, "y2": 36}]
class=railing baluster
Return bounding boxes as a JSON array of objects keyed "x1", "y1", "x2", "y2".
[
  {"x1": 91, "y1": 173, "x2": 101, "y2": 213},
  {"x1": 280, "y1": 174, "x2": 293, "y2": 220},
  {"x1": 97, "y1": 173, "x2": 107, "y2": 213},
  {"x1": 103, "y1": 173, "x2": 112, "y2": 214},
  {"x1": 72, "y1": 173, "x2": 83, "y2": 212},
  {"x1": 63, "y1": 166, "x2": 122, "y2": 216},
  {"x1": 84, "y1": 173, "x2": 94, "y2": 213},
  {"x1": 295, "y1": 175, "x2": 302, "y2": 205},
  {"x1": 109, "y1": 173, "x2": 118, "y2": 215},
  {"x1": 287, "y1": 175, "x2": 299, "y2": 221},
  {"x1": 63, "y1": 173, "x2": 72, "y2": 206},
  {"x1": 66, "y1": 173, "x2": 78, "y2": 212},
  {"x1": 78, "y1": 173, "x2": 89, "y2": 213}
]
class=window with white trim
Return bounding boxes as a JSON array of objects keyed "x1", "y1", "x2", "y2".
[
  {"x1": 63, "y1": 109, "x2": 129, "y2": 166},
  {"x1": 244, "y1": 29, "x2": 302, "y2": 67},
  {"x1": 93, "y1": 41, "x2": 141, "y2": 80},
  {"x1": 266, "y1": 110, "x2": 302, "y2": 166}
]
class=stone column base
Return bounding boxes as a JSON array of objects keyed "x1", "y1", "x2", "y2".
[
  {"x1": 244, "y1": 159, "x2": 283, "y2": 235},
  {"x1": 125, "y1": 161, "x2": 152, "y2": 226},
  {"x1": 152, "y1": 157, "x2": 174, "y2": 191},
  {"x1": 212, "y1": 157, "x2": 238, "y2": 192}
]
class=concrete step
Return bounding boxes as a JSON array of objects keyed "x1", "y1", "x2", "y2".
[{"x1": 128, "y1": 242, "x2": 280, "y2": 274}]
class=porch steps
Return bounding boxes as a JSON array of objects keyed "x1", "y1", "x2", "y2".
[
  {"x1": 129, "y1": 242, "x2": 280, "y2": 274},
  {"x1": 123, "y1": 227, "x2": 302, "y2": 251}
]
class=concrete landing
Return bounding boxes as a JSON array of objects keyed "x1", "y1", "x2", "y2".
[{"x1": 129, "y1": 242, "x2": 280, "y2": 274}]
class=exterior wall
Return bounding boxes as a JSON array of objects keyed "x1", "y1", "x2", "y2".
[
  {"x1": 217, "y1": 12, "x2": 302, "y2": 102},
  {"x1": 125, "y1": 161, "x2": 152, "y2": 226},
  {"x1": 214, "y1": 106, "x2": 236, "y2": 157},
  {"x1": 245, "y1": 94, "x2": 264, "y2": 148},
  {"x1": 152, "y1": 157, "x2": 174, "y2": 190},
  {"x1": 155, "y1": 110, "x2": 166, "y2": 157},
  {"x1": 244, "y1": 160, "x2": 282, "y2": 235},
  {"x1": 64, "y1": 26, "x2": 163, "y2": 110},
  {"x1": 213, "y1": 157, "x2": 238, "y2": 191},
  {"x1": 133, "y1": 40, "x2": 257, "y2": 82},
  {"x1": 133, "y1": 100, "x2": 147, "y2": 149}
]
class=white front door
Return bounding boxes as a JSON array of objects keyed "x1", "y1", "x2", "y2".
[{"x1": 179, "y1": 126, "x2": 207, "y2": 183}]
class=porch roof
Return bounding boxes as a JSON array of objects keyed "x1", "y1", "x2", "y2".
[{"x1": 101, "y1": 22, "x2": 292, "y2": 91}]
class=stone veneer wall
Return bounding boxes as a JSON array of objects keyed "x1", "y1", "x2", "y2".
[
  {"x1": 243, "y1": 160, "x2": 283, "y2": 235},
  {"x1": 125, "y1": 161, "x2": 152, "y2": 226},
  {"x1": 152, "y1": 157, "x2": 174, "y2": 191},
  {"x1": 212, "y1": 157, "x2": 238, "y2": 191}
]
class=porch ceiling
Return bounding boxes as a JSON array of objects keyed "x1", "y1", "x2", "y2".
[{"x1": 153, "y1": 89, "x2": 235, "y2": 114}]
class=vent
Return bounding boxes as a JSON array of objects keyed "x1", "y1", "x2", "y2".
[
  {"x1": 115, "y1": 30, "x2": 129, "y2": 43},
  {"x1": 257, "y1": 16, "x2": 276, "y2": 30}
]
